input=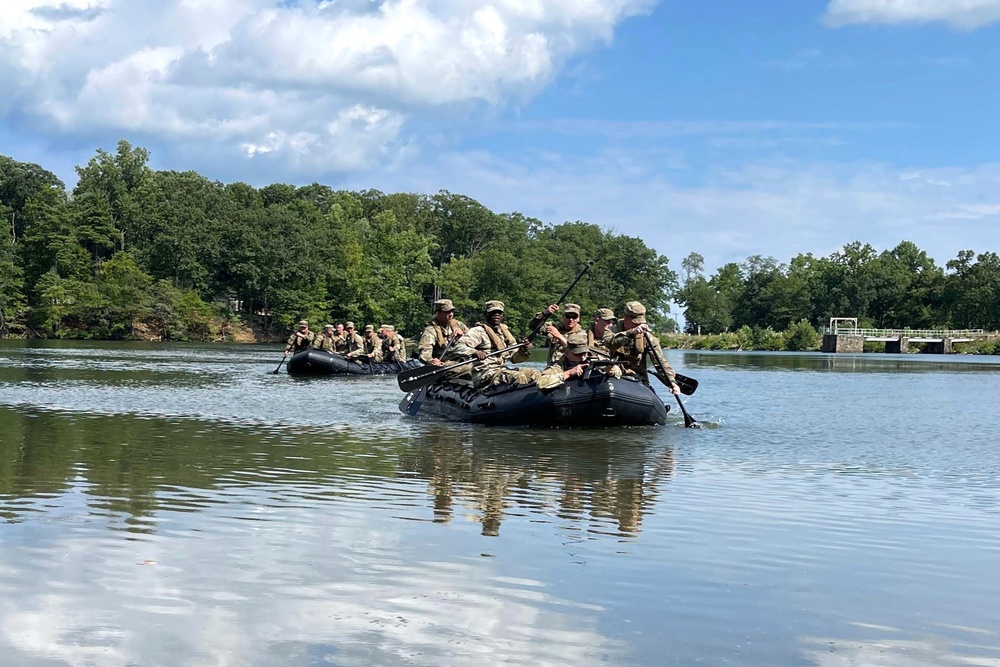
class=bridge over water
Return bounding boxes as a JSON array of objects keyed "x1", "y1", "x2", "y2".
[{"x1": 821, "y1": 318, "x2": 993, "y2": 354}]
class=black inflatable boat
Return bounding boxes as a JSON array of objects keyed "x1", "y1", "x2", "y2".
[
  {"x1": 398, "y1": 373, "x2": 669, "y2": 426},
  {"x1": 287, "y1": 349, "x2": 423, "y2": 377}
]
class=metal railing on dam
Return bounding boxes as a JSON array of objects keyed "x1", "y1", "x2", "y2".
[
  {"x1": 823, "y1": 327, "x2": 988, "y2": 342},
  {"x1": 821, "y1": 326, "x2": 996, "y2": 353}
]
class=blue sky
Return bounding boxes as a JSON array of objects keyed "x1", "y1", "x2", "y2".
[{"x1": 2, "y1": 0, "x2": 999, "y2": 285}]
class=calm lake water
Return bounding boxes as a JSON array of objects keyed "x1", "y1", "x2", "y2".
[{"x1": 2, "y1": 341, "x2": 999, "y2": 667}]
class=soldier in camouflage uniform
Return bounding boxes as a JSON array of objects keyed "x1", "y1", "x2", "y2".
[
  {"x1": 447, "y1": 300, "x2": 551, "y2": 389},
  {"x1": 332, "y1": 323, "x2": 347, "y2": 353},
  {"x1": 284, "y1": 320, "x2": 314, "y2": 356},
  {"x1": 312, "y1": 324, "x2": 338, "y2": 352},
  {"x1": 339, "y1": 321, "x2": 364, "y2": 356},
  {"x1": 606, "y1": 301, "x2": 680, "y2": 395},
  {"x1": 539, "y1": 302, "x2": 584, "y2": 365},
  {"x1": 346, "y1": 324, "x2": 383, "y2": 362},
  {"x1": 586, "y1": 308, "x2": 617, "y2": 356},
  {"x1": 380, "y1": 325, "x2": 407, "y2": 362},
  {"x1": 537, "y1": 331, "x2": 621, "y2": 391},
  {"x1": 418, "y1": 298, "x2": 469, "y2": 365}
]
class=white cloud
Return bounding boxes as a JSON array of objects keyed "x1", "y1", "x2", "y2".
[
  {"x1": 0, "y1": 488, "x2": 627, "y2": 667},
  {"x1": 825, "y1": 0, "x2": 1000, "y2": 29},
  {"x1": 0, "y1": 0, "x2": 654, "y2": 174}
]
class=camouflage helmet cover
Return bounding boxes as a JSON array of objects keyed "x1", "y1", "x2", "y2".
[
  {"x1": 624, "y1": 301, "x2": 647, "y2": 324},
  {"x1": 565, "y1": 331, "x2": 590, "y2": 354}
]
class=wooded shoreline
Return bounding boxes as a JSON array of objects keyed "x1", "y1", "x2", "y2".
[{"x1": 4, "y1": 142, "x2": 999, "y2": 348}]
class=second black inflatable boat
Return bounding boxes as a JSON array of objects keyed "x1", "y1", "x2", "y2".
[{"x1": 287, "y1": 349, "x2": 423, "y2": 377}]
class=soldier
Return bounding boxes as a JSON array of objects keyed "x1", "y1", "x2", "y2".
[
  {"x1": 447, "y1": 300, "x2": 548, "y2": 389},
  {"x1": 587, "y1": 308, "x2": 617, "y2": 355},
  {"x1": 333, "y1": 323, "x2": 347, "y2": 353},
  {"x1": 540, "y1": 302, "x2": 584, "y2": 365},
  {"x1": 341, "y1": 321, "x2": 364, "y2": 356},
  {"x1": 284, "y1": 320, "x2": 314, "y2": 356},
  {"x1": 606, "y1": 301, "x2": 681, "y2": 395},
  {"x1": 418, "y1": 298, "x2": 469, "y2": 366},
  {"x1": 381, "y1": 325, "x2": 407, "y2": 362},
  {"x1": 312, "y1": 324, "x2": 338, "y2": 352},
  {"x1": 347, "y1": 324, "x2": 383, "y2": 363},
  {"x1": 537, "y1": 331, "x2": 621, "y2": 391}
]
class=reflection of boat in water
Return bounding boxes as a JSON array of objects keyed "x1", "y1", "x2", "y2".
[
  {"x1": 399, "y1": 374, "x2": 670, "y2": 427},
  {"x1": 399, "y1": 425, "x2": 676, "y2": 537},
  {"x1": 287, "y1": 349, "x2": 422, "y2": 376}
]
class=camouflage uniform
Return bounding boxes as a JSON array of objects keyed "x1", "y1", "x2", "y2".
[
  {"x1": 538, "y1": 302, "x2": 584, "y2": 366},
  {"x1": 285, "y1": 320, "x2": 314, "y2": 353},
  {"x1": 537, "y1": 331, "x2": 620, "y2": 391},
  {"x1": 332, "y1": 336, "x2": 346, "y2": 353},
  {"x1": 606, "y1": 302, "x2": 677, "y2": 387},
  {"x1": 418, "y1": 299, "x2": 469, "y2": 363},
  {"x1": 347, "y1": 326, "x2": 384, "y2": 362},
  {"x1": 448, "y1": 300, "x2": 540, "y2": 388},
  {"x1": 341, "y1": 331, "x2": 365, "y2": 356},
  {"x1": 381, "y1": 325, "x2": 407, "y2": 362},
  {"x1": 587, "y1": 308, "x2": 617, "y2": 356},
  {"x1": 312, "y1": 325, "x2": 337, "y2": 352}
]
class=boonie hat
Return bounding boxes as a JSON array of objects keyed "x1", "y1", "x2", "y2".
[
  {"x1": 624, "y1": 301, "x2": 647, "y2": 324},
  {"x1": 565, "y1": 331, "x2": 590, "y2": 355},
  {"x1": 563, "y1": 303, "x2": 581, "y2": 316},
  {"x1": 484, "y1": 300, "x2": 505, "y2": 313},
  {"x1": 297, "y1": 320, "x2": 309, "y2": 327},
  {"x1": 364, "y1": 325, "x2": 374, "y2": 333},
  {"x1": 433, "y1": 298, "x2": 455, "y2": 312},
  {"x1": 594, "y1": 308, "x2": 615, "y2": 321}
]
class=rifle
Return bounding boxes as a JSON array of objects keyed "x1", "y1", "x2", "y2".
[{"x1": 397, "y1": 260, "x2": 594, "y2": 393}]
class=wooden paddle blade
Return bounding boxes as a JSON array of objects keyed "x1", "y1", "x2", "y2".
[{"x1": 674, "y1": 373, "x2": 698, "y2": 396}]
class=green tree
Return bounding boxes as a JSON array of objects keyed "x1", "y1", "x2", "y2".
[
  {"x1": 0, "y1": 155, "x2": 65, "y2": 244},
  {"x1": 97, "y1": 252, "x2": 153, "y2": 338},
  {"x1": 73, "y1": 140, "x2": 153, "y2": 253},
  {"x1": 945, "y1": 250, "x2": 1000, "y2": 329}
]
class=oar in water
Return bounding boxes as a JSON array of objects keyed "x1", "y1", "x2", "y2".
[
  {"x1": 397, "y1": 260, "x2": 595, "y2": 393},
  {"x1": 272, "y1": 351, "x2": 290, "y2": 374},
  {"x1": 643, "y1": 330, "x2": 700, "y2": 428}
]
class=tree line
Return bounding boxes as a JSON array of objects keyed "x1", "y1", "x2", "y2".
[
  {"x1": 676, "y1": 242, "x2": 1000, "y2": 339},
  {"x1": 3, "y1": 141, "x2": 997, "y2": 346},
  {"x1": 1, "y1": 141, "x2": 677, "y2": 341}
]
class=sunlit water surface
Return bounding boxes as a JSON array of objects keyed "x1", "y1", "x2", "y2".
[{"x1": 1, "y1": 341, "x2": 999, "y2": 666}]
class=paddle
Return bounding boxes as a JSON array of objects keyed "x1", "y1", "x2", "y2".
[
  {"x1": 643, "y1": 330, "x2": 700, "y2": 428},
  {"x1": 397, "y1": 260, "x2": 594, "y2": 393},
  {"x1": 272, "y1": 336, "x2": 303, "y2": 374},
  {"x1": 272, "y1": 353, "x2": 289, "y2": 374}
]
